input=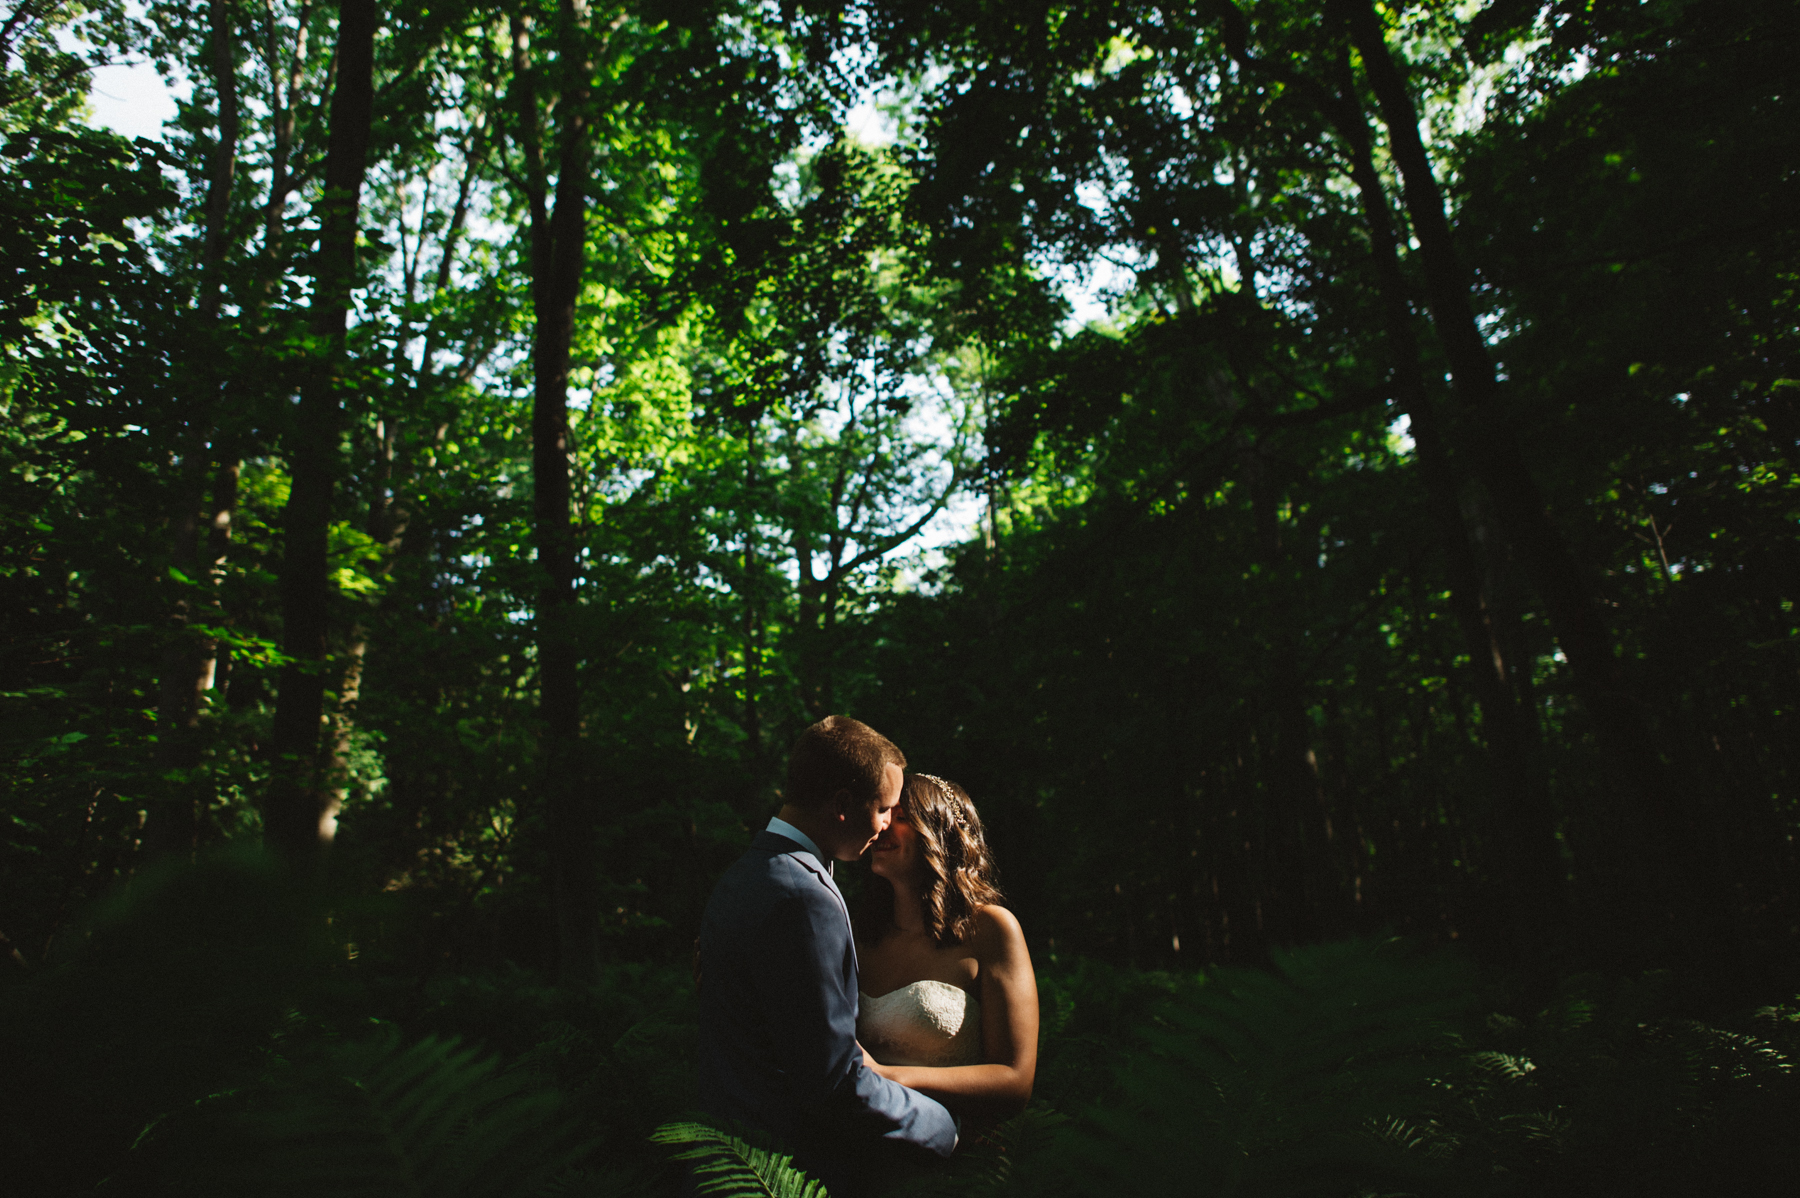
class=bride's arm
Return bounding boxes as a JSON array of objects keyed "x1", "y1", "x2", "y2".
[{"x1": 869, "y1": 906, "x2": 1039, "y2": 1119}]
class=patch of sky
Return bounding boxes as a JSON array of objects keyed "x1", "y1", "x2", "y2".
[
  {"x1": 84, "y1": 56, "x2": 181, "y2": 140},
  {"x1": 1399, "y1": 4, "x2": 1574, "y2": 191},
  {"x1": 772, "y1": 157, "x2": 804, "y2": 208},
  {"x1": 1168, "y1": 84, "x2": 1195, "y2": 121},
  {"x1": 596, "y1": 466, "x2": 658, "y2": 506},
  {"x1": 1476, "y1": 307, "x2": 1509, "y2": 345},
  {"x1": 1048, "y1": 255, "x2": 1140, "y2": 334},
  {"x1": 839, "y1": 60, "x2": 948, "y2": 154},
  {"x1": 58, "y1": 3, "x2": 185, "y2": 143},
  {"x1": 845, "y1": 92, "x2": 899, "y2": 148},
  {"x1": 895, "y1": 384, "x2": 984, "y2": 568},
  {"x1": 772, "y1": 343, "x2": 982, "y2": 571},
  {"x1": 889, "y1": 484, "x2": 986, "y2": 594},
  {"x1": 1045, "y1": 178, "x2": 1146, "y2": 331},
  {"x1": 1388, "y1": 412, "x2": 1415, "y2": 455}
]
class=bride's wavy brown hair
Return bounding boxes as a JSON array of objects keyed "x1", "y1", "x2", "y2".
[{"x1": 859, "y1": 773, "x2": 1003, "y2": 946}]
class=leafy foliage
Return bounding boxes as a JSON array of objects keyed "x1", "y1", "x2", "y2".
[
  {"x1": 1048, "y1": 940, "x2": 1476, "y2": 1196},
  {"x1": 652, "y1": 1121, "x2": 831, "y2": 1198},
  {"x1": 5, "y1": 855, "x2": 1797, "y2": 1196},
  {"x1": 2, "y1": 0, "x2": 1797, "y2": 1192},
  {"x1": 930, "y1": 944, "x2": 1800, "y2": 1198},
  {"x1": 124, "y1": 1032, "x2": 597, "y2": 1197}
]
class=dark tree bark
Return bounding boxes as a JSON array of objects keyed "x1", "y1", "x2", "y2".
[
  {"x1": 1342, "y1": 0, "x2": 1734, "y2": 963},
  {"x1": 257, "y1": 2, "x2": 310, "y2": 279},
  {"x1": 1341, "y1": 4, "x2": 1610, "y2": 689},
  {"x1": 1245, "y1": 442, "x2": 1338, "y2": 943},
  {"x1": 1209, "y1": 0, "x2": 1584, "y2": 959},
  {"x1": 263, "y1": 0, "x2": 378, "y2": 862},
  {"x1": 1204, "y1": 243, "x2": 1342, "y2": 944},
  {"x1": 509, "y1": 4, "x2": 600, "y2": 982},
  {"x1": 316, "y1": 129, "x2": 485, "y2": 857},
  {"x1": 196, "y1": 1, "x2": 240, "y2": 315},
  {"x1": 1321, "y1": 48, "x2": 1564, "y2": 959},
  {"x1": 148, "y1": 1, "x2": 242, "y2": 860}
]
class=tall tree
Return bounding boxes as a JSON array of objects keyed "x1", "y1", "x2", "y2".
[
  {"x1": 503, "y1": 0, "x2": 603, "y2": 980},
  {"x1": 1325, "y1": 61, "x2": 1560, "y2": 956},
  {"x1": 263, "y1": 0, "x2": 379, "y2": 861},
  {"x1": 147, "y1": 0, "x2": 244, "y2": 859},
  {"x1": 1339, "y1": 0, "x2": 1729, "y2": 958},
  {"x1": 1212, "y1": 0, "x2": 1564, "y2": 959}
]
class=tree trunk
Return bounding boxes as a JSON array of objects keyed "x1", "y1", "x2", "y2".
[
  {"x1": 1244, "y1": 444, "x2": 1335, "y2": 944},
  {"x1": 263, "y1": 0, "x2": 377, "y2": 862},
  {"x1": 147, "y1": 1, "x2": 242, "y2": 860},
  {"x1": 1344, "y1": 0, "x2": 1734, "y2": 965},
  {"x1": 1343, "y1": 5, "x2": 1613, "y2": 696},
  {"x1": 1324, "y1": 49, "x2": 1563, "y2": 961},
  {"x1": 1208, "y1": 249, "x2": 1339, "y2": 942},
  {"x1": 512, "y1": 4, "x2": 600, "y2": 983}
]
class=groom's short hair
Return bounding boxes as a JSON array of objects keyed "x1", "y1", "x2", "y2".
[{"x1": 787, "y1": 715, "x2": 907, "y2": 811}]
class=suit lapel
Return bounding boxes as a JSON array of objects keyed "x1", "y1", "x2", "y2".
[{"x1": 755, "y1": 830, "x2": 859, "y2": 976}]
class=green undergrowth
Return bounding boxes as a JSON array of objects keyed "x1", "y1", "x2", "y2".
[{"x1": 1, "y1": 852, "x2": 1794, "y2": 1196}]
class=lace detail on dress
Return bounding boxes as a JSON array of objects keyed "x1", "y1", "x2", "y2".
[{"x1": 857, "y1": 979, "x2": 982, "y2": 1067}]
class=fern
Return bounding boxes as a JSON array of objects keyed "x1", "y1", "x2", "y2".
[
  {"x1": 887, "y1": 1104, "x2": 1072, "y2": 1198},
  {"x1": 1434, "y1": 977, "x2": 1800, "y2": 1189},
  {"x1": 120, "y1": 1031, "x2": 597, "y2": 1196},
  {"x1": 1059, "y1": 938, "x2": 1477, "y2": 1196},
  {"x1": 651, "y1": 1120, "x2": 830, "y2": 1198},
  {"x1": 1469, "y1": 1050, "x2": 1536, "y2": 1080}
]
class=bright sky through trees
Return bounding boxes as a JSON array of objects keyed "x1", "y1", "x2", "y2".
[{"x1": 83, "y1": 58, "x2": 177, "y2": 140}]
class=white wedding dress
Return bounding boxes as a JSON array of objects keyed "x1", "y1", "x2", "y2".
[{"x1": 857, "y1": 979, "x2": 983, "y2": 1067}]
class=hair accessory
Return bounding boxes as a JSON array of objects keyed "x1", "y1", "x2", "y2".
[{"x1": 916, "y1": 774, "x2": 968, "y2": 830}]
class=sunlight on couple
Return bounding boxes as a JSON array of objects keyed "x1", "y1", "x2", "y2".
[{"x1": 696, "y1": 715, "x2": 1038, "y2": 1195}]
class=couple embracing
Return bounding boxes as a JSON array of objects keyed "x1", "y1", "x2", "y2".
[{"x1": 697, "y1": 716, "x2": 1039, "y2": 1195}]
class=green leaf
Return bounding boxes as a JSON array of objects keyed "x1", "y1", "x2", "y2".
[{"x1": 651, "y1": 1121, "x2": 830, "y2": 1198}]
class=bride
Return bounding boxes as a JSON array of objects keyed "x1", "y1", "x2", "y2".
[{"x1": 854, "y1": 773, "x2": 1038, "y2": 1121}]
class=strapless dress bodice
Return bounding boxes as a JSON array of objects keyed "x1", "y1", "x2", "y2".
[{"x1": 857, "y1": 979, "x2": 982, "y2": 1067}]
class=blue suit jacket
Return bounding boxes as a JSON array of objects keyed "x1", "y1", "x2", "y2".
[{"x1": 698, "y1": 830, "x2": 957, "y2": 1182}]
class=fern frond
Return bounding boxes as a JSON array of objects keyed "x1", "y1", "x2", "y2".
[
  {"x1": 124, "y1": 1030, "x2": 596, "y2": 1197},
  {"x1": 1496, "y1": 1109, "x2": 1571, "y2": 1150},
  {"x1": 1366, "y1": 1114, "x2": 1431, "y2": 1153},
  {"x1": 651, "y1": 1121, "x2": 829, "y2": 1198},
  {"x1": 1470, "y1": 1050, "x2": 1537, "y2": 1080},
  {"x1": 1062, "y1": 938, "x2": 1478, "y2": 1195},
  {"x1": 935, "y1": 1105, "x2": 1074, "y2": 1197}
]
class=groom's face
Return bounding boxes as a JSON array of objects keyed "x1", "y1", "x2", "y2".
[{"x1": 829, "y1": 761, "x2": 905, "y2": 861}]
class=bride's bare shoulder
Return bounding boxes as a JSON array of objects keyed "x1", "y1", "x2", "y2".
[{"x1": 971, "y1": 904, "x2": 1026, "y2": 952}]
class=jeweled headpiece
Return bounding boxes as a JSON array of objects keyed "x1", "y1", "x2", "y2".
[{"x1": 915, "y1": 773, "x2": 968, "y2": 830}]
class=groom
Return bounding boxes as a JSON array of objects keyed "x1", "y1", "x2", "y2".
[{"x1": 697, "y1": 715, "x2": 957, "y2": 1191}]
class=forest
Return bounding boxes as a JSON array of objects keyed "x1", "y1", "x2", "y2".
[{"x1": 2, "y1": 0, "x2": 1797, "y2": 1193}]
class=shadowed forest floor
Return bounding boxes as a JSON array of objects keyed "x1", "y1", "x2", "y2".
[{"x1": 2, "y1": 853, "x2": 1795, "y2": 1196}]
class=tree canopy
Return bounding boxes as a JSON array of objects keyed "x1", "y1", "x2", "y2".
[{"x1": 1, "y1": 0, "x2": 1796, "y2": 1192}]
